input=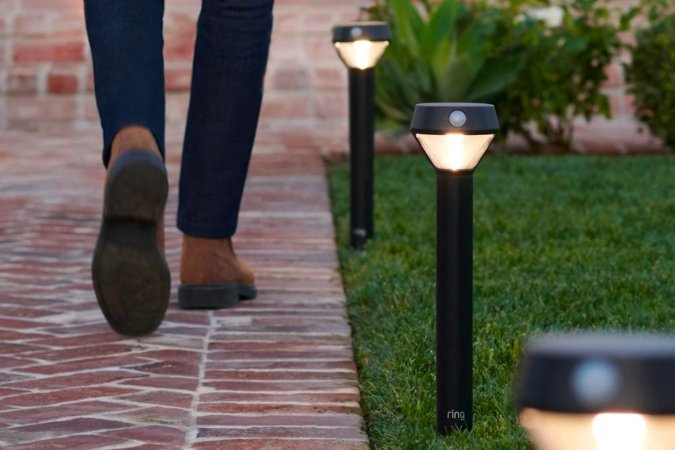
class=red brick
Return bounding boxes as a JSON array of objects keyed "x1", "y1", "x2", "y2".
[
  {"x1": 104, "y1": 425, "x2": 186, "y2": 444},
  {"x1": 203, "y1": 369, "x2": 353, "y2": 381},
  {"x1": 315, "y1": 91, "x2": 347, "y2": 118},
  {"x1": 13, "y1": 41, "x2": 85, "y2": 63},
  {"x1": 25, "y1": 343, "x2": 138, "y2": 362},
  {"x1": 303, "y1": 36, "x2": 340, "y2": 63},
  {"x1": 135, "y1": 348, "x2": 203, "y2": 363},
  {"x1": 121, "y1": 376, "x2": 199, "y2": 392},
  {"x1": 111, "y1": 406, "x2": 192, "y2": 427},
  {"x1": 5, "y1": 69, "x2": 39, "y2": 94},
  {"x1": 8, "y1": 435, "x2": 127, "y2": 450},
  {"x1": 313, "y1": 66, "x2": 345, "y2": 89},
  {"x1": 131, "y1": 360, "x2": 199, "y2": 377},
  {"x1": 6, "y1": 96, "x2": 79, "y2": 127},
  {"x1": 195, "y1": 440, "x2": 366, "y2": 450},
  {"x1": 0, "y1": 387, "x2": 28, "y2": 398},
  {"x1": 85, "y1": 69, "x2": 94, "y2": 92},
  {"x1": 20, "y1": 356, "x2": 145, "y2": 375},
  {"x1": 200, "y1": 392, "x2": 360, "y2": 404},
  {"x1": 47, "y1": 72, "x2": 79, "y2": 94},
  {"x1": 3, "y1": 386, "x2": 133, "y2": 407},
  {"x1": 0, "y1": 401, "x2": 132, "y2": 425},
  {"x1": 261, "y1": 93, "x2": 313, "y2": 119},
  {"x1": 165, "y1": 67, "x2": 192, "y2": 91},
  {"x1": 197, "y1": 424, "x2": 365, "y2": 439},
  {"x1": 31, "y1": 331, "x2": 125, "y2": 347},
  {"x1": 13, "y1": 13, "x2": 51, "y2": 36},
  {"x1": 82, "y1": 93, "x2": 99, "y2": 120},
  {"x1": 271, "y1": 65, "x2": 311, "y2": 90},
  {"x1": 199, "y1": 402, "x2": 360, "y2": 415},
  {"x1": 16, "y1": 417, "x2": 129, "y2": 434},
  {"x1": 199, "y1": 413, "x2": 362, "y2": 427},
  {"x1": 50, "y1": 14, "x2": 85, "y2": 38},
  {"x1": 2, "y1": 370, "x2": 148, "y2": 390},
  {"x1": 118, "y1": 391, "x2": 194, "y2": 409},
  {"x1": 0, "y1": 316, "x2": 45, "y2": 328},
  {"x1": 164, "y1": 39, "x2": 195, "y2": 62},
  {"x1": 122, "y1": 445, "x2": 173, "y2": 450}
]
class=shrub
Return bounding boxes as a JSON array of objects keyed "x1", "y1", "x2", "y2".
[
  {"x1": 367, "y1": 0, "x2": 636, "y2": 152},
  {"x1": 501, "y1": 1, "x2": 635, "y2": 151},
  {"x1": 625, "y1": 10, "x2": 675, "y2": 149},
  {"x1": 366, "y1": 0, "x2": 524, "y2": 134}
]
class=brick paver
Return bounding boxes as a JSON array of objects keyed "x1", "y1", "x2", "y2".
[{"x1": 0, "y1": 130, "x2": 368, "y2": 449}]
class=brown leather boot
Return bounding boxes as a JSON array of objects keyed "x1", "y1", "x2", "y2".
[
  {"x1": 92, "y1": 126, "x2": 170, "y2": 336},
  {"x1": 178, "y1": 235, "x2": 256, "y2": 309}
]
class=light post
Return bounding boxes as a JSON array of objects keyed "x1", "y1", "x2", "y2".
[
  {"x1": 517, "y1": 333, "x2": 675, "y2": 450},
  {"x1": 410, "y1": 103, "x2": 499, "y2": 434},
  {"x1": 333, "y1": 22, "x2": 390, "y2": 249}
]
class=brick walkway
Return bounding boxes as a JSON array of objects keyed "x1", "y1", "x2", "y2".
[{"x1": 0, "y1": 130, "x2": 368, "y2": 450}]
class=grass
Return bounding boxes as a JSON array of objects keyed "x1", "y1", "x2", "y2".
[{"x1": 328, "y1": 154, "x2": 675, "y2": 449}]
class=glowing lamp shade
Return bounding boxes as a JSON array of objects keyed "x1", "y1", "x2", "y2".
[
  {"x1": 410, "y1": 103, "x2": 499, "y2": 172},
  {"x1": 334, "y1": 40, "x2": 389, "y2": 70},
  {"x1": 517, "y1": 334, "x2": 675, "y2": 450},
  {"x1": 415, "y1": 133, "x2": 494, "y2": 172},
  {"x1": 332, "y1": 22, "x2": 391, "y2": 70}
]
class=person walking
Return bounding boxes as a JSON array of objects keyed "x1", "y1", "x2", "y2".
[{"x1": 85, "y1": 0, "x2": 273, "y2": 336}]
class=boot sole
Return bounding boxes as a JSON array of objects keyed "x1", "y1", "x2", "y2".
[
  {"x1": 177, "y1": 283, "x2": 257, "y2": 309},
  {"x1": 92, "y1": 151, "x2": 170, "y2": 336}
]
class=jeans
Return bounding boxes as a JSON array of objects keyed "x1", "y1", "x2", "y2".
[{"x1": 84, "y1": 0, "x2": 274, "y2": 238}]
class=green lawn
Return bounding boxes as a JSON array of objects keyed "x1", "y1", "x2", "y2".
[{"x1": 328, "y1": 154, "x2": 675, "y2": 449}]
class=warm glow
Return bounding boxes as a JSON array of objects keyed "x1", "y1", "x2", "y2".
[
  {"x1": 334, "y1": 40, "x2": 389, "y2": 69},
  {"x1": 592, "y1": 413, "x2": 646, "y2": 450},
  {"x1": 520, "y1": 409, "x2": 675, "y2": 450},
  {"x1": 415, "y1": 133, "x2": 494, "y2": 171}
]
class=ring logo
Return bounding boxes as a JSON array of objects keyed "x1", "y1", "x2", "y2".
[{"x1": 447, "y1": 410, "x2": 466, "y2": 421}]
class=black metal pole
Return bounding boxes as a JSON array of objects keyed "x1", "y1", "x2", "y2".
[
  {"x1": 348, "y1": 68, "x2": 375, "y2": 249},
  {"x1": 436, "y1": 170, "x2": 473, "y2": 434}
]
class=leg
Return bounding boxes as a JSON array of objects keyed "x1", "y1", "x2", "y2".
[
  {"x1": 85, "y1": 0, "x2": 170, "y2": 335},
  {"x1": 84, "y1": 0, "x2": 166, "y2": 166},
  {"x1": 177, "y1": 0, "x2": 273, "y2": 238},
  {"x1": 177, "y1": 0, "x2": 273, "y2": 309}
]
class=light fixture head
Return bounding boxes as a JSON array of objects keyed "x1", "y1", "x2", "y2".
[
  {"x1": 517, "y1": 333, "x2": 675, "y2": 450},
  {"x1": 410, "y1": 103, "x2": 499, "y2": 172},
  {"x1": 332, "y1": 22, "x2": 391, "y2": 70}
]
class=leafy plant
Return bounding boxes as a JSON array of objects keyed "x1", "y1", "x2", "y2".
[
  {"x1": 367, "y1": 0, "x2": 525, "y2": 134},
  {"x1": 367, "y1": 0, "x2": 638, "y2": 152},
  {"x1": 625, "y1": 9, "x2": 675, "y2": 150},
  {"x1": 501, "y1": 0, "x2": 637, "y2": 151}
]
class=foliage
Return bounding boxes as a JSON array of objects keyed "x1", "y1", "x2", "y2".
[
  {"x1": 366, "y1": 0, "x2": 524, "y2": 134},
  {"x1": 625, "y1": 10, "x2": 675, "y2": 149},
  {"x1": 329, "y1": 154, "x2": 675, "y2": 448},
  {"x1": 500, "y1": 0, "x2": 636, "y2": 151},
  {"x1": 367, "y1": 0, "x2": 637, "y2": 152}
]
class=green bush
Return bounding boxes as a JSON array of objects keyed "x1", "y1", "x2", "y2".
[
  {"x1": 366, "y1": 0, "x2": 524, "y2": 134},
  {"x1": 367, "y1": 0, "x2": 636, "y2": 152},
  {"x1": 501, "y1": 0, "x2": 635, "y2": 151},
  {"x1": 625, "y1": 11, "x2": 675, "y2": 149}
]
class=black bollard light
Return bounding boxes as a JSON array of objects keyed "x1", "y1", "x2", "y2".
[
  {"x1": 333, "y1": 22, "x2": 390, "y2": 249},
  {"x1": 410, "y1": 103, "x2": 499, "y2": 434},
  {"x1": 517, "y1": 333, "x2": 675, "y2": 450}
]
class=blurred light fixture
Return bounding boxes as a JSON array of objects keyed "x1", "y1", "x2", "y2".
[{"x1": 517, "y1": 333, "x2": 675, "y2": 450}]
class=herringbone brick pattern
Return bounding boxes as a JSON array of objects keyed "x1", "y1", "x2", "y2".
[{"x1": 0, "y1": 130, "x2": 368, "y2": 449}]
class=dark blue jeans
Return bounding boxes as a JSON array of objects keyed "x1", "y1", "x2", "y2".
[{"x1": 84, "y1": 0, "x2": 273, "y2": 238}]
